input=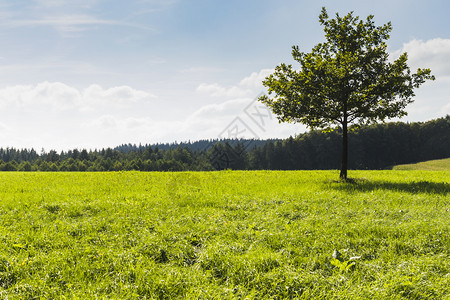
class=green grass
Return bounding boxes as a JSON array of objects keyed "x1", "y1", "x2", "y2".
[
  {"x1": 393, "y1": 158, "x2": 450, "y2": 171},
  {"x1": 0, "y1": 170, "x2": 449, "y2": 299}
]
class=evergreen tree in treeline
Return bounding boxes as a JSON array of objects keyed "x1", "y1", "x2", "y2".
[{"x1": 0, "y1": 116, "x2": 448, "y2": 171}]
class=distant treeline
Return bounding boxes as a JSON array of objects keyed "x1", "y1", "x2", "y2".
[{"x1": 0, "y1": 116, "x2": 449, "y2": 171}]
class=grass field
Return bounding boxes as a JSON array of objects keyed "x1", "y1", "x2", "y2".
[
  {"x1": 393, "y1": 158, "x2": 450, "y2": 171},
  {"x1": 0, "y1": 170, "x2": 449, "y2": 299}
]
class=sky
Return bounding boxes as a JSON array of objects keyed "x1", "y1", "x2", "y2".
[{"x1": 0, "y1": 0, "x2": 449, "y2": 150}]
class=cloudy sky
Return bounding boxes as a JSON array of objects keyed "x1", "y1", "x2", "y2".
[{"x1": 0, "y1": 0, "x2": 449, "y2": 150}]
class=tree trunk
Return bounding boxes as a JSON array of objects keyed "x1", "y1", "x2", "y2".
[{"x1": 340, "y1": 116, "x2": 348, "y2": 180}]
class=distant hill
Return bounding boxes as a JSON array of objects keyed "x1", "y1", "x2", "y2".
[{"x1": 392, "y1": 158, "x2": 450, "y2": 171}]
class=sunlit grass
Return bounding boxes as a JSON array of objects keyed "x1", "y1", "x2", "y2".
[
  {"x1": 0, "y1": 170, "x2": 449, "y2": 298},
  {"x1": 393, "y1": 158, "x2": 450, "y2": 171}
]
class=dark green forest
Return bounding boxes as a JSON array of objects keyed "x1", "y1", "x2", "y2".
[{"x1": 0, "y1": 116, "x2": 448, "y2": 172}]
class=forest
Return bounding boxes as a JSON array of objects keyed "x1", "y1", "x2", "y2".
[{"x1": 0, "y1": 116, "x2": 448, "y2": 172}]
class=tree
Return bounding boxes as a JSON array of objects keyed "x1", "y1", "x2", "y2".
[{"x1": 259, "y1": 7, "x2": 434, "y2": 179}]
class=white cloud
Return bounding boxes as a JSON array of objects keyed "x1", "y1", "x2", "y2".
[
  {"x1": 189, "y1": 98, "x2": 250, "y2": 119},
  {"x1": 7, "y1": 14, "x2": 155, "y2": 35},
  {"x1": 192, "y1": 69, "x2": 303, "y2": 141},
  {"x1": 390, "y1": 40, "x2": 450, "y2": 123},
  {"x1": 196, "y1": 69, "x2": 274, "y2": 98},
  {"x1": 196, "y1": 83, "x2": 252, "y2": 98},
  {"x1": 0, "y1": 73, "x2": 301, "y2": 150},
  {"x1": 185, "y1": 98, "x2": 253, "y2": 136},
  {"x1": 85, "y1": 115, "x2": 158, "y2": 132},
  {"x1": 81, "y1": 95, "x2": 300, "y2": 148},
  {"x1": 399, "y1": 38, "x2": 450, "y2": 57},
  {"x1": 389, "y1": 38, "x2": 450, "y2": 121},
  {"x1": 0, "y1": 82, "x2": 80, "y2": 110},
  {"x1": 239, "y1": 69, "x2": 274, "y2": 88},
  {"x1": 86, "y1": 115, "x2": 118, "y2": 130},
  {"x1": 83, "y1": 84, "x2": 153, "y2": 108},
  {"x1": 393, "y1": 38, "x2": 450, "y2": 76},
  {"x1": 0, "y1": 82, "x2": 156, "y2": 112}
]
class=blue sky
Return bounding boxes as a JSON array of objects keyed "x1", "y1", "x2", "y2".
[{"x1": 0, "y1": 0, "x2": 449, "y2": 150}]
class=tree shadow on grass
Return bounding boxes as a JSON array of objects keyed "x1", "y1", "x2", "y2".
[{"x1": 330, "y1": 179, "x2": 449, "y2": 195}]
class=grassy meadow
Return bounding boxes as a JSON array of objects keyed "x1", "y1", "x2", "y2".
[
  {"x1": 393, "y1": 158, "x2": 450, "y2": 171},
  {"x1": 0, "y1": 170, "x2": 449, "y2": 299}
]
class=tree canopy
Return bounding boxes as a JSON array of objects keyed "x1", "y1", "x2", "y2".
[{"x1": 259, "y1": 7, "x2": 434, "y2": 179}]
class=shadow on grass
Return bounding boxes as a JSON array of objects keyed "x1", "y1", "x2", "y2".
[{"x1": 330, "y1": 179, "x2": 449, "y2": 195}]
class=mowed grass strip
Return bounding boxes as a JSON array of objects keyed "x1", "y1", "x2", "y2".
[{"x1": 0, "y1": 171, "x2": 449, "y2": 299}]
